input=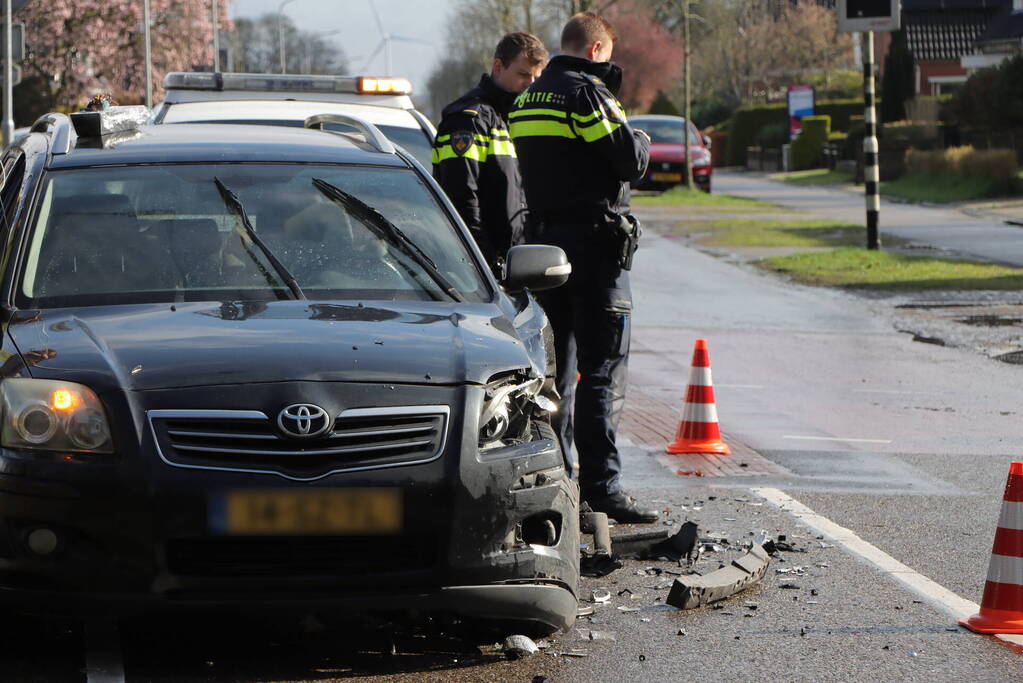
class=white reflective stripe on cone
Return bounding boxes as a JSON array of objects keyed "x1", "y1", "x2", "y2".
[
  {"x1": 687, "y1": 366, "x2": 712, "y2": 387},
  {"x1": 986, "y1": 553, "x2": 1023, "y2": 584},
  {"x1": 681, "y1": 402, "x2": 719, "y2": 424},
  {"x1": 997, "y1": 501, "x2": 1023, "y2": 532}
]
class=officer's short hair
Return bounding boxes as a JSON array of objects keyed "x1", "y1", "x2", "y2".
[
  {"x1": 494, "y1": 32, "x2": 549, "y2": 67},
  {"x1": 561, "y1": 11, "x2": 617, "y2": 52}
]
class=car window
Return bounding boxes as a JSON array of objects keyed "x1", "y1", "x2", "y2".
[
  {"x1": 631, "y1": 119, "x2": 702, "y2": 146},
  {"x1": 19, "y1": 164, "x2": 488, "y2": 308},
  {"x1": 0, "y1": 152, "x2": 25, "y2": 237},
  {"x1": 178, "y1": 119, "x2": 434, "y2": 168}
]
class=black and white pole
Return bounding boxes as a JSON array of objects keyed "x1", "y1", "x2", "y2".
[{"x1": 862, "y1": 30, "x2": 880, "y2": 250}]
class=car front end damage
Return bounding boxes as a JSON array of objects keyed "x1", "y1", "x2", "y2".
[{"x1": 0, "y1": 301, "x2": 579, "y2": 634}]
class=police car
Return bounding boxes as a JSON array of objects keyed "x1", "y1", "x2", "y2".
[
  {"x1": 152, "y1": 72, "x2": 436, "y2": 168},
  {"x1": 0, "y1": 108, "x2": 578, "y2": 634}
]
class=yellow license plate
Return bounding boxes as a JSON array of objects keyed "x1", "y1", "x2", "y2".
[
  {"x1": 653, "y1": 172, "x2": 683, "y2": 182},
  {"x1": 214, "y1": 489, "x2": 402, "y2": 535}
]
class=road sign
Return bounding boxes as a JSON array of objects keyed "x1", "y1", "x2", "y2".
[
  {"x1": 1, "y1": 63, "x2": 20, "y2": 86},
  {"x1": 0, "y1": 22, "x2": 23, "y2": 61},
  {"x1": 837, "y1": 0, "x2": 901, "y2": 33}
]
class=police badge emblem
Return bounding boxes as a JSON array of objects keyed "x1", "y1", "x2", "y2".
[
  {"x1": 451, "y1": 131, "x2": 474, "y2": 156},
  {"x1": 603, "y1": 98, "x2": 626, "y2": 125}
]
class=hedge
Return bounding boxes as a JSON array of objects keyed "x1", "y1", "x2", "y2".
[
  {"x1": 791, "y1": 116, "x2": 831, "y2": 170},
  {"x1": 723, "y1": 98, "x2": 868, "y2": 167}
]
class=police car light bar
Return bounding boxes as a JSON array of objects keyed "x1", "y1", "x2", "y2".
[
  {"x1": 357, "y1": 77, "x2": 413, "y2": 95},
  {"x1": 163, "y1": 72, "x2": 412, "y2": 96}
]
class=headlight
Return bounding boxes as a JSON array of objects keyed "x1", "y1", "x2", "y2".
[
  {"x1": 690, "y1": 148, "x2": 711, "y2": 166},
  {"x1": 1, "y1": 379, "x2": 113, "y2": 453},
  {"x1": 478, "y1": 376, "x2": 543, "y2": 450}
]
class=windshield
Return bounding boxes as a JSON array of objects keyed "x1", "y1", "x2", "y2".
[
  {"x1": 19, "y1": 164, "x2": 488, "y2": 308},
  {"x1": 631, "y1": 118, "x2": 703, "y2": 146},
  {"x1": 181, "y1": 120, "x2": 434, "y2": 168}
]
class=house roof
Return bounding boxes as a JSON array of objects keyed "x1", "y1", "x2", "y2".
[
  {"x1": 905, "y1": 7, "x2": 1006, "y2": 60},
  {"x1": 976, "y1": 4, "x2": 1023, "y2": 43}
]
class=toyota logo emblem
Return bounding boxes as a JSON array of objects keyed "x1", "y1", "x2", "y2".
[{"x1": 277, "y1": 404, "x2": 332, "y2": 439}]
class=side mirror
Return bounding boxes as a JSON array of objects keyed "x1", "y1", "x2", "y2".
[
  {"x1": 703, "y1": 135, "x2": 712, "y2": 148},
  {"x1": 503, "y1": 245, "x2": 571, "y2": 293}
]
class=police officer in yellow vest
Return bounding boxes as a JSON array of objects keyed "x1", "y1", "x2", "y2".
[
  {"x1": 510, "y1": 13, "x2": 656, "y2": 523},
  {"x1": 432, "y1": 33, "x2": 547, "y2": 274}
]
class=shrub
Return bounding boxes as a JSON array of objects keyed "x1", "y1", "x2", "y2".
[
  {"x1": 791, "y1": 115, "x2": 830, "y2": 170},
  {"x1": 724, "y1": 103, "x2": 787, "y2": 166},
  {"x1": 755, "y1": 123, "x2": 790, "y2": 148},
  {"x1": 947, "y1": 53, "x2": 1023, "y2": 130},
  {"x1": 723, "y1": 99, "x2": 870, "y2": 166},
  {"x1": 905, "y1": 146, "x2": 1019, "y2": 183}
]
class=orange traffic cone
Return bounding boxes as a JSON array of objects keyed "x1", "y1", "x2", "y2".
[
  {"x1": 666, "y1": 339, "x2": 731, "y2": 455},
  {"x1": 960, "y1": 462, "x2": 1023, "y2": 634}
]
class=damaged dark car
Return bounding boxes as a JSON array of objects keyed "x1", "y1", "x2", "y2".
[{"x1": 0, "y1": 112, "x2": 578, "y2": 634}]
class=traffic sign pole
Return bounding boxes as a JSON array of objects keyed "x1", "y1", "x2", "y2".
[{"x1": 863, "y1": 30, "x2": 880, "y2": 250}]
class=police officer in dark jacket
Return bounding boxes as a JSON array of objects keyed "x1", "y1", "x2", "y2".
[
  {"x1": 510, "y1": 12, "x2": 657, "y2": 524},
  {"x1": 433, "y1": 33, "x2": 547, "y2": 273}
]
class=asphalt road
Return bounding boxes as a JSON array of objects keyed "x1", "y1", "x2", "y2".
[{"x1": 7, "y1": 187, "x2": 1023, "y2": 681}]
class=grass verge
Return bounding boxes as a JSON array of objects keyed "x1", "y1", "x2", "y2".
[
  {"x1": 759, "y1": 248, "x2": 1023, "y2": 291},
  {"x1": 695, "y1": 218, "x2": 887, "y2": 248},
  {"x1": 882, "y1": 172, "x2": 1020, "y2": 203},
  {"x1": 631, "y1": 186, "x2": 773, "y2": 209},
  {"x1": 769, "y1": 169, "x2": 854, "y2": 186}
]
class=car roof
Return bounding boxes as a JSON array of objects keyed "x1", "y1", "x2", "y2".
[
  {"x1": 631, "y1": 115, "x2": 689, "y2": 122},
  {"x1": 159, "y1": 100, "x2": 422, "y2": 129},
  {"x1": 46, "y1": 122, "x2": 408, "y2": 170}
]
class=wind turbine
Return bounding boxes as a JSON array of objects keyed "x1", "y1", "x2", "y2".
[{"x1": 363, "y1": 0, "x2": 433, "y2": 76}]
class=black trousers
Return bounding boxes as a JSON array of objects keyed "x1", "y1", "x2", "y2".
[{"x1": 536, "y1": 223, "x2": 631, "y2": 500}]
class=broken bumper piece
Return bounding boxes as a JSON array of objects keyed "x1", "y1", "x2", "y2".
[{"x1": 666, "y1": 544, "x2": 770, "y2": 610}]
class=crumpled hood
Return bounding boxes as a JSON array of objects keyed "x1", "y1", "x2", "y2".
[{"x1": 7, "y1": 300, "x2": 535, "y2": 392}]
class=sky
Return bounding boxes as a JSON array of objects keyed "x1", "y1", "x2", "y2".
[{"x1": 229, "y1": 0, "x2": 454, "y2": 98}]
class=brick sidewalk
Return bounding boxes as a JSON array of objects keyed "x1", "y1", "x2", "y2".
[{"x1": 620, "y1": 386, "x2": 788, "y2": 477}]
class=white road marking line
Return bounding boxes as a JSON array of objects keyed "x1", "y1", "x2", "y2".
[
  {"x1": 783, "y1": 435, "x2": 892, "y2": 444},
  {"x1": 753, "y1": 487, "x2": 1023, "y2": 653},
  {"x1": 852, "y1": 389, "x2": 937, "y2": 395},
  {"x1": 85, "y1": 619, "x2": 125, "y2": 683}
]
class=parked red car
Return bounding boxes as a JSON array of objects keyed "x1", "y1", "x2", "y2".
[{"x1": 629, "y1": 115, "x2": 713, "y2": 193}]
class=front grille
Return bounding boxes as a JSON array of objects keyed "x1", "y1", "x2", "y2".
[
  {"x1": 165, "y1": 535, "x2": 436, "y2": 577},
  {"x1": 149, "y1": 407, "x2": 448, "y2": 480}
]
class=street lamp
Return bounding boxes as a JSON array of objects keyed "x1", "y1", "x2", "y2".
[{"x1": 278, "y1": 0, "x2": 298, "y2": 74}]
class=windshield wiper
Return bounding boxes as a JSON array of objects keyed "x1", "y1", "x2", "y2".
[
  {"x1": 311, "y1": 177, "x2": 466, "y2": 303},
  {"x1": 213, "y1": 177, "x2": 305, "y2": 300}
]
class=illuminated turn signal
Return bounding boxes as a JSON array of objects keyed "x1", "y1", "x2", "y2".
[{"x1": 51, "y1": 389, "x2": 77, "y2": 412}]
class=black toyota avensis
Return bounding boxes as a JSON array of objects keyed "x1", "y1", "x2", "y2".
[{"x1": 0, "y1": 110, "x2": 578, "y2": 633}]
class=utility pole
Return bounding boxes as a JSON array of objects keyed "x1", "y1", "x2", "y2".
[
  {"x1": 681, "y1": 0, "x2": 694, "y2": 189},
  {"x1": 144, "y1": 0, "x2": 152, "y2": 107},
  {"x1": 212, "y1": 0, "x2": 220, "y2": 72},
  {"x1": 3, "y1": 0, "x2": 12, "y2": 147},
  {"x1": 862, "y1": 30, "x2": 880, "y2": 249}
]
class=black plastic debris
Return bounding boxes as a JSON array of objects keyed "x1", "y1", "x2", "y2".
[
  {"x1": 503, "y1": 635, "x2": 539, "y2": 660},
  {"x1": 666, "y1": 544, "x2": 770, "y2": 609},
  {"x1": 581, "y1": 553, "x2": 623, "y2": 577},
  {"x1": 779, "y1": 583, "x2": 801, "y2": 589},
  {"x1": 610, "y1": 526, "x2": 672, "y2": 559},
  {"x1": 646, "y1": 521, "x2": 699, "y2": 562}
]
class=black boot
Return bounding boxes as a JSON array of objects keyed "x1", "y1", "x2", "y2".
[{"x1": 585, "y1": 492, "x2": 660, "y2": 524}]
